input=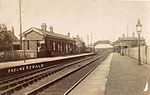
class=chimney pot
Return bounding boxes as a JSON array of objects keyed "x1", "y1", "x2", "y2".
[
  {"x1": 41, "y1": 23, "x2": 47, "y2": 32},
  {"x1": 11, "y1": 26, "x2": 14, "y2": 34},
  {"x1": 49, "y1": 25, "x2": 54, "y2": 33},
  {"x1": 67, "y1": 32, "x2": 70, "y2": 37}
]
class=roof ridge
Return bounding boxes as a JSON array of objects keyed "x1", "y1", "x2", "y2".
[{"x1": 23, "y1": 27, "x2": 75, "y2": 41}]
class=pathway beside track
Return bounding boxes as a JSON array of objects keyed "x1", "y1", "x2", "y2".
[
  {"x1": 67, "y1": 53, "x2": 113, "y2": 95},
  {"x1": 105, "y1": 53, "x2": 150, "y2": 95},
  {"x1": 0, "y1": 53, "x2": 93, "y2": 69}
]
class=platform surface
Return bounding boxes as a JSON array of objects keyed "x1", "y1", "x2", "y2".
[
  {"x1": 68, "y1": 53, "x2": 113, "y2": 95},
  {"x1": 105, "y1": 54, "x2": 150, "y2": 95},
  {"x1": 0, "y1": 53, "x2": 93, "y2": 69},
  {"x1": 68, "y1": 53, "x2": 150, "y2": 95}
]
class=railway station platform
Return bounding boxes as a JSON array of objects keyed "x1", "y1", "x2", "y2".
[
  {"x1": 0, "y1": 53, "x2": 93, "y2": 69},
  {"x1": 0, "y1": 53, "x2": 94, "y2": 79},
  {"x1": 68, "y1": 53, "x2": 150, "y2": 95}
]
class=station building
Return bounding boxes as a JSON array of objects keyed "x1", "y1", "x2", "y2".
[
  {"x1": 21, "y1": 23, "x2": 76, "y2": 57},
  {"x1": 114, "y1": 32, "x2": 146, "y2": 53},
  {"x1": 74, "y1": 35, "x2": 86, "y2": 53},
  {"x1": 117, "y1": 32, "x2": 146, "y2": 47}
]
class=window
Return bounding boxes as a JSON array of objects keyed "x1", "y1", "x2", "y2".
[
  {"x1": 27, "y1": 41, "x2": 29, "y2": 50},
  {"x1": 53, "y1": 42, "x2": 55, "y2": 51}
]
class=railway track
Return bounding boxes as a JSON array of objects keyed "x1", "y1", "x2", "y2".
[
  {"x1": 0, "y1": 52, "x2": 111, "y2": 95},
  {"x1": 0, "y1": 55, "x2": 93, "y2": 95},
  {"x1": 39, "y1": 52, "x2": 110, "y2": 95}
]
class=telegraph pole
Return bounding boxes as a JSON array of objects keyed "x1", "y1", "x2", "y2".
[
  {"x1": 19, "y1": 0, "x2": 22, "y2": 49},
  {"x1": 91, "y1": 33, "x2": 92, "y2": 46},
  {"x1": 127, "y1": 26, "x2": 129, "y2": 37},
  {"x1": 87, "y1": 35, "x2": 89, "y2": 47}
]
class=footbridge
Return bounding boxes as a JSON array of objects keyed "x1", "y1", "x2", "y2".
[{"x1": 94, "y1": 40, "x2": 113, "y2": 46}]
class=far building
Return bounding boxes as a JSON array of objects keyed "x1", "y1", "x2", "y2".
[
  {"x1": 114, "y1": 32, "x2": 146, "y2": 53},
  {"x1": 115, "y1": 32, "x2": 146, "y2": 48},
  {"x1": 74, "y1": 35, "x2": 86, "y2": 53}
]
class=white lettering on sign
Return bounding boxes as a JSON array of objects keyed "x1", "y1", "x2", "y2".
[{"x1": 7, "y1": 64, "x2": 44, "y2": 73}]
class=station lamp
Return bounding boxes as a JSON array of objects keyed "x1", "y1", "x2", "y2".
[{"x1": 136, "y1": 19, "x2": 142, "y2": 65}]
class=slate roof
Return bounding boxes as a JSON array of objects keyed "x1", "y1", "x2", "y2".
[
  {"x1": 118, "y1": 37, "x2": 145, "y2": 41},
  {"x1": 22, "y1": 27, "x2": 75, "y2": 41},
  {"x1": 74, "y1": 36, "x2": 84, "y2": 43}
]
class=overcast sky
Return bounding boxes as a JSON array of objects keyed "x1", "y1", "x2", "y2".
[{"x1": 0, "y1": 0, "x2": 150, "y2": 46}]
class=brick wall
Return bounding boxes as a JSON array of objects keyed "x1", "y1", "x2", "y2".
[
  {"x1": 24, "y1": 30, "x2": 45, "y2": 57},
  {"x1": 25, "y1": 30, "x2": 44, "y2": 40}
]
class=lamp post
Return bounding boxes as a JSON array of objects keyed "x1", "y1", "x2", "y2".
[
  {"x1": 22, "y1": 36, "x2": 26, "y2": 62},
  {"x1": 136, "y1": 19, "x2": 142, "y2": 65}
]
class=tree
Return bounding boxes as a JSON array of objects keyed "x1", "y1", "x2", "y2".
[{"x1": 0, "y1": 24, "x2": 13, "y2": 51}]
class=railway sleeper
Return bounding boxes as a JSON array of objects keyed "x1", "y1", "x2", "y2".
[
  {"x1": 18, "y1": 80, "x2": 24, "y2": 84},
  {"x1": 22, "y1": 82, "x2": 29, "y2": 88},
  {"x1": 1, "y1": 81, "x2": 19, "y2": 91},
  {"x1": 1, "y1": 78, "x2": 35, "y2": 95},
  {"x1": 1, "y1": 89, "x2": 14, "y2": 95},
  {"x1": 33, "y1": 78, "x2": 38, "y2": 82},
  {"x1": 15, "y1": 85, "x2": 22, "y2": 91},
  {"x1": 0, "y1": 85, "x2": 9, "y2": 91}
]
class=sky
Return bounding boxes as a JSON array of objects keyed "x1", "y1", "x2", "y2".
[{"x1": 0, "y1": 0, "x2": 150, "y2": 47}]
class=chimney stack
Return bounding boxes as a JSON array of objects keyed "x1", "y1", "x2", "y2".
[
  {"x1": 122, "y1": 33, "x2": 125, "y2": 37},
  {"x1": 67, "y1": 32, "x2": 70, "y2": 37},
  {"x1": 49, "y1": 25, "x2": 54, "y2": 33},
  {"x1": 41, "y1": 23, "x2": 47, "y2": 32},
  {"x1": 11, "y1": 26, "x2": 14, "y2": 34}
]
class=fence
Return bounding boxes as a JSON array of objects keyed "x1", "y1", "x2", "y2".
[
  {"x1": 123, "y1": 46, "x2": 150, "y2": 64},
  {"x1": 0, "y1": 50, "x2": 37, "y2": 61}
]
